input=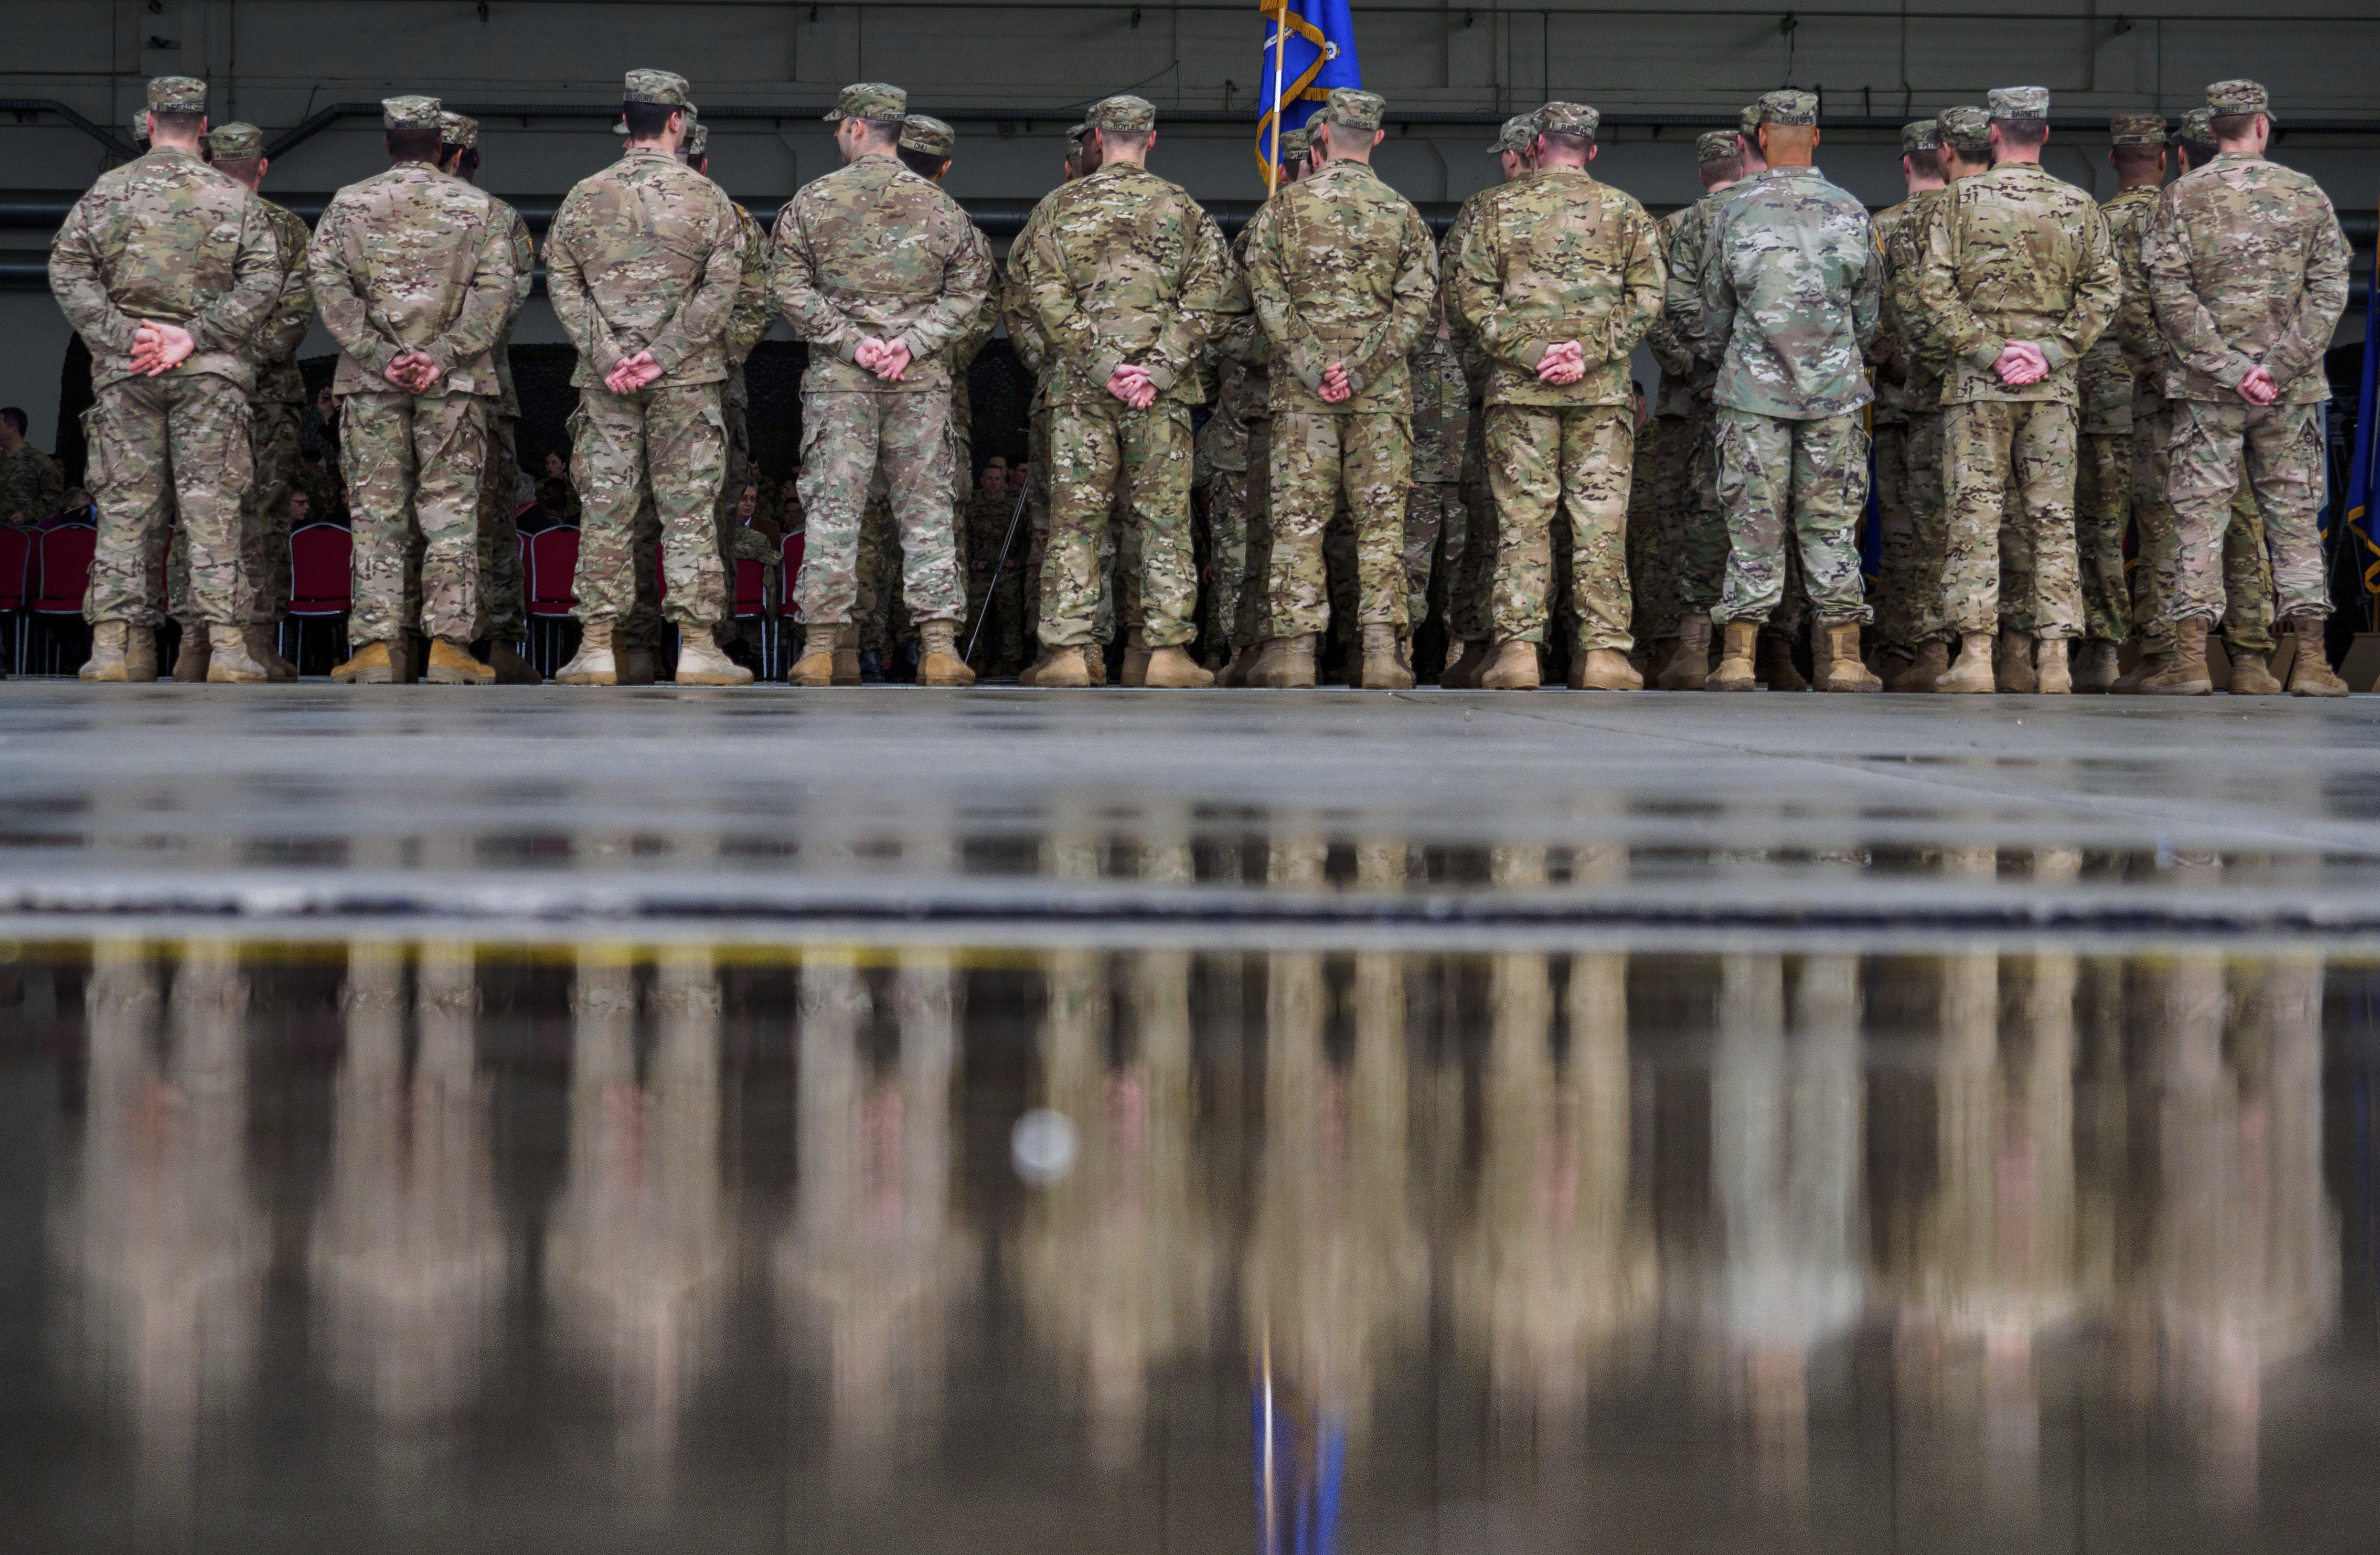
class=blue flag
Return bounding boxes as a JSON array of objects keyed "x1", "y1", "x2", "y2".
[
  {"x1": 2349, "y1": 255, "x2": 2380, "y2": 621},
  {"x1": 1255, "y1": 0, "x2": 1362, "y2": 179}
]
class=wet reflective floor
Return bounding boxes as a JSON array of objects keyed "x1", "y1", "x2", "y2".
[{"x1": 6, "y1": 936, "x2": 2379, "y2": 1553}]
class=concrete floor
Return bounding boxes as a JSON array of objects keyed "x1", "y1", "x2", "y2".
[{"x1": 1, "y1": 681, "x2": 2377, "y2": 937}]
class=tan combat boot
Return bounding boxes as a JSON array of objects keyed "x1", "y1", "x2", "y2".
[
  {"x1": 330, "y1": 640, "x2": 400, "y2": 684},
  {"x1": 2033, "y1": 636, "x2": 2072, "y2": 695},
  {"x1": 1439, "y1": 636, "x2": 1492, "y2": 688},
  {"x1": 1026, "y1": 643, "x2": 1095, "y2": 687},
  {"x1": 1657, "y1": 613, "x2": 1712, "y2": 691},
  {"x1": 486, "y1": 639, "x2": 543, "y2": 685},
  {"x1": 201, "y1": 624, "x2": 268, "y2": 684},
  {"x1": 424, "y1": 637, "x2": 495, "y2": 685},
  {"x1": 172, "y1": 625, "x2": 210, "y2": 682},
  {"x1": 1570, "y1": 647, "x2": 1642, "y2": 691},
  {"x1": 1358, "y1": 624, "x2": 1415, "y2": 690},
  {"x1": 1874, "y1": 644, "x2": 1916, "y2": 691},
  {"x1": 1645, "y1": 635, "x2": 1679, "y2": 684},
  {"x1": 555, "y1": 622, "x2": 620, "y2": 686},
  {"x1": 80, "y1": 621, "x2": 149, "y2": 683},
  {"x1": 2112, "y1": 634, "x2": 2168, "y2": 695},
  {"x1": 917, "y1": 621, "x2": 976, "y2": 688},
  {"x1": 1086, "y1": 644, "x2": 1110, "y2": 685},
  {"x1": 1757, "y1": 630, "x2": 1808, "y2": 691},
  {"x1": 2138, "y1": 618, "x2": 2213, "y2": 696},
  {"x1": 1144, "y1": 645, "x2": 1214, "y2": 688},
  {"x1": 1119, "y1": 630, "x2": 1152, "y2": 688},
  {"x1": 831, "y1": 640, "x2": 862, "y2": 687},
  {"x1": 247, "y1": 626, "x2": 297, "y2": 682},
  {"x1": 1995, "y1": 629, "x2": 2037, "y2": 694},
  {"x1": 1817, "y1": 623, "x2": 1883, "y2": 693},
  {"x1": 1250, "y1": 634, "x2": 1317, "y2": 688},
  {"x1": 617, "y1": 641, "x2": 657, "y2": 685},
  {"x1": 2071, "y1": 639, "x2": 2120, "y2": 693},
  {"x1": 674, "y1": 624, "x2": 755, "y2": 686},
  {"x1": 2226, "y1": 643, "x2": 2284, "y2": 695},
  {"x1": 2285, "y1": 616, "x2": 2349, "y2": 698},
  {"x1": 786, "y1": 622, "x2": 839, "y2": 687},
  {"x1": 1936, "y1": 631, "x2": 1997, "y2": 694},
  {"x1": 1706, "y1": 621, "x2": 1759, "y2": 691},
  {"x1": 1480, "y1": 637, "x2": 1540, "y2": 690},
  {"x1": 1890, "y1": 640, "x2": 1948, "y2": 693}
]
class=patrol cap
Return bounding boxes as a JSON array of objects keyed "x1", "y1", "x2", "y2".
[
  {"x1": 130, "y1": 110, "x2": 150, "y2": 146},
  {"x1": 1489, "y1": 114, "x2": 1536, "y2": 154},
  {"x1": 1279, "y1": 125, "x2": 1314, "y2": 161},
  {"x1": 682, "y1": 120, "x2": 709, "y2": 157},
  {"x1": 1318, "y1": 88, "x2": 1385, "y2": 131},
  {"x1": 824, "y1": 82, "x2": 905, "y2": 123},
  {"x1": 2206, "y1": 79, "x2": 2270, "y2": 119},
  {"x1": 900, "y1": 113, "x2": 955, "y2": 157},
  {"x1": 2108, "y1": 113, "x2": 2165, "y2": 146},
  {"x1": 382, "y1": 95, "x2": 443, "y2": 130},
  {"x1": 1989, "y1": 85, "x2": 2051, "y2": 121},
  {"x1": 1737, "y1": 104, "x2": 1763, "y2": 136},
  {"x1": 147, "y1": 76, "x2": 207, "y2": 114},
  {"x1": 1900, "y1": 119, "x2": 1939, "y2": 153},
  {"x1": 439, "y1": 111, "x2": 479, "y2": 150},
  {"x1": 1535, "y1": 101, "x2": 1599, "y2": 140},
  {"x1": 1757, "y1": 89, "x2": 1819, "y2": 126},
  {"x1": 2176, "y1": 108, "x2": 2215, "y2": 147},
  {"x1": 1938, "y1": 105, "x2": 1992, "y2": 155},
  {"x1": 1064, "y1": 122, "x2": 1090, "y2": 149},
  {"x1": 625, "y1": 69, "x2": 693, "y2": 109},
  {"x1": 1085, "y1": 95, "x2": 1156, "y2": 133},
  {"x1": 1695, "y1": 129, "x2": 1738, "y2": 163},
  {"x1": 205, "y1": 121, "x2": 264, "y2": 159}
]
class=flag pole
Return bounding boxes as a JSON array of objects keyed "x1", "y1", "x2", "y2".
[{"x1": 1266, "y1": 1, "x2": 1287, "y2": 197}]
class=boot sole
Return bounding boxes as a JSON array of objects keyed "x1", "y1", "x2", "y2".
[
  {"x1": 675, "y1": 674, "x2": 755, "y2": 686},
  {"x1": 2289, "y1": 682, "x2": 2351, "y2": 698},
  {"x1": 424, "y1": 669, "x2": 493, "y2": 685},
  {"x1": 2138, "y1": 681, "x2": 2213, "y2": 696}
]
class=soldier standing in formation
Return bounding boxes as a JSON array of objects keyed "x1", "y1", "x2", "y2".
[
  {"x1": 1865, "y1": 119, "x2": 1945, "y2": 691},
  {"x1": 0, "y1": 409, "x2": 63, "y2": 529},
  {"x1": 546, "y1": 70, "x2": 751, "y2": 687}
]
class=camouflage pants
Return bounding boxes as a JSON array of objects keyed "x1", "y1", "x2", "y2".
[
  {"x1": 474, "y1": 408, "x2": 525, "y2": 638},
  {"x1": 83, "y1": 372, "x2": 251, "y2": 628},
  {"x1": 1940, "y1": 399, "x2": 2079, "y2": 639},
  {"x1": 1268, "y1": 410, "x2": 1410, "y2": 638},
  {"x1": 243, "y1": 396, "x2": 302, "y2": 624},
  {"x1": 1447, "y1": 400, "x2": 1497, "y2": 641},
  {"x1": 2132, "y1": 397, "x2": 2275, "y2": 653},
  {"x1": 855, "y1": 496, "x2": 906, "y2": 659},
  {"x1": 715, "y1": 377, "x2": 754, "y2": 640},
  {"x1": 1885, "y1": 410, "x2": 1951, "y2": 646},
  {"x1": 2164, "y1": 398, "x2": 2324, "y2": 624},
  {"x1": 1485, "y1": 403, "x2": 1632, "y2": 649},
  {"x1": 1230, "y1": 418, "x2": 1277, "y2": 649},
  {"x1": 341, "y1": 389, "x2": 484, "y2": 644},
  {"x1": 796, "y1": 389, "x2": 960, "y2": 626},
  {"x1": 1403, "y1": 482, "x2": 1463, "y2": 641},
  {"x1": 1024, "y1": 401, "x2": 1051, "y2": 644},
  {"x1": 1203, "y1": 470, "x2": 1250, "y2": 652},
  {"x1": 965, "y1": 492, "x2": 1029, "y2": 674},
  {"x1": 572, "y1": 381, "x2": 729, "y2": 630},
  {"x1": 1624, "y1": 432, "x2": 1672, "y2": 643},
  {"x1": 1871, "y1": 418, "x2": 1929, "y2": 653},
  {"x1": 1043, "y1": 397, "x2": 1193, "y2": 648},
  {"x1": 2075, "y1": 430, "x2": 2132, "y2": 646},
  {"x1": 1671, "y1": 400, "x2": 1730, "y2": 615},
  {"x1": 1712, "y1": 408, "x2": 1871, "y2": 627}
]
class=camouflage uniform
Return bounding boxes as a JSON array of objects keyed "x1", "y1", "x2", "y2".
[
  {"x1": 713, "y1": 198, "x2": 775, "y2": 641},
  {"x1": 1196, "y1": 356, "x2": 1261, "y2": 648},
  {"x1": 1661, "y1": 162, "x2": 1749, "y2": 619},
  {"x1": 2075, "y1": 166, "x2": 2162, "y2": 649},
  {"x1": 1879, "y1": 179, "x2": 1956, "y2": 651},
  {"x1": 49, "y1": 79, "x2": 285, "y2": 630},
  {"x1": 1621, "y1": 422, "x2": 1664, "y2": 641},
  {"x1": 771, "y1": 109, "x2": 987, "y2": 631},
  {"x1": 999, "y1": 240, "x2": 1060, "y2": 647},
  {"x1": 1437, "y1": 133, "x2": 1528, "y2": 649},
  {"x1": 0, "y1": 443, "x2": 64, "y2": 526},
  {"x1": 1216, "y1": 229, "x2": 1280, "y2": 654},
  {"x1": 1011, "y1": 99, "x2": 1242, "y2": 651},
  {"x1": 547, "y1": 87, "x2": 745, "y2": 634},
  {"x1": 1701, "y1": 152, "x2": 1881, "y2": 627},
  {"x1": 2142, "y1": 107, "x2": 2351, "y2": 628},
  {"x1": 1404, "y1": 321, "x2": 1469, "y2": 638},
  {"x1": 309, "y1": 99, "x2": 515, "y2": 647},
  {"x1": 1914, "y1": 92, "x2": 2121, "y2": 642},
  {"x1": 1244, "y1": 105, "x2": 1437, "y2": 641},
  {"x1": 1449, "y1": 129, "x2": 1661, "y2": 649},
  {"x1": 1865, "y1": 121, "x2": 1940, "y2": 657},
  {"x1": 1638, "y1": 158, "x2": 1721, "y2": 649},
  {"x1": 443, "y1": 112, "x2": 536, "y2": 647}
]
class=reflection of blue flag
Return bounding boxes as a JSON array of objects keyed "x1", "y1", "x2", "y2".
[
  {"x1": 1255, "y1": 0, "x2": 1362, "y2": 178},
  {"x1": 2350, "y1": 259, "x2": 2380, "y2": 619}
]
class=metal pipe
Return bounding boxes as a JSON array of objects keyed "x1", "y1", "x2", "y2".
[{"x1": 0, "y1": 99, "x2": 139, "y2": 159}]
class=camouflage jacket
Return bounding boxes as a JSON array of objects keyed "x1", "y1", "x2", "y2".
[
  {"x1": 486, "y1": 195, "x2": 536, "y2": 416},
  {"x1": 770, "y1": 153, "x2": 990, "y2": 395},
  {"x1": 308, "y1": 160, "x2": 516, "y2": 397},
  {"x1": 1409, "y1": 321, "x2": 1470, "y2": 481},
  {"x1": 1210, "y1": 221, "x2": 1275, "y2": 401},
  {"x1": 1913, "y1": 162, "x2": 2120, "y2": 406},
  {"x1": 1645, "y1": 205, "x2": 1700, "y2": 418},
  {"x1": 2077, "y1": 184, "x2": 2162, "y2": 424},
  {"x1": 727, "y1": 204, "x2": 774, "y2": 369},
  {"x1": 547, "y1": 147, "x2": 744, "y2": 390},
  {"x1": 1437, "y1": 183, "x2": 1504, "y2": 396},
  {"x1": 1244, "y1": 159, "x2": 1437, "y2": 413},
  {"x1": 1012, "y1": 161, "x2": 1243, "y2": 410},
  {"x1": 1702, "y1": 166, "x2": 1879, "y2": 420},
  {"x1": 1664, "y1": 180, "x2": 1746, "y2": 372},
  {"x1": 0, "y1": 444, "x2": 62, "y2": 526},
  {"x1": 49, "y1": 146, "x2": 287, "y2": 393},
  {"x1": 1000, "y1": 191, "x2": 1061, "y2": 407},
  {"x1": 2142, "y1": 153, "x2": 2351, "y2": 406},
  {"x1": 251, "y1": 198, "x2": 317, "y2": 406},
  {"x1": 1882, "y1": 186, "x2": 1952, "y2": 415},
  {"x1": 1194, "y1": 356, "x2": 1260, "y2": 480},
  {"x1": 1449, "y1": 164, "x2": 1662, "y2": 409},
  {"x1": 1864, "y1": 194, "x2": 1929, "y2": 424}
]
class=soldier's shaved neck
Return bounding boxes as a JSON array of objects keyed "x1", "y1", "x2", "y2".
[
  {"x1": 1532, "y1": 132, "x2": 1594, "y2": 171},
  {"x1": 215, "y1": 156, "x2": 266, "y2": 193},
  {"x1": 2109, "y1": 144, "x2": 2164, "y2": 188},
  {"x1": 1987, "y1": 120, "x2": 2046, "y2": 165},
  {"x1": 1090, "y1": 128, "x2": 1151, "y2": 167},
  {"x1": 1697, "y1": 157, "x2": 1742, "y2": 190},
  {"x1": 1313, "y1": 121, "x2": 1381, "y2": 166},
  {"x1": 1756, "y1": 123, "x2": 1817, "y2": 168},
  {"x1": 147, "y1": 111, "x2": 207, "y2": 153},
  {"x1": 1900, "y1": 150, "x2": 1943, "y2": 193},
  {"x1": 386, "y1": 126, "x2": 442, "y2": 164},
  {"x1": 1939, "y1": 146, "x2": 1991, "y2": 181},
  {"x1": 836, "y1": 118, "x2": 900, "y2": 163},
  {"x1": 2213, "y1": 114, "x2": 2269, "y2": 155}
]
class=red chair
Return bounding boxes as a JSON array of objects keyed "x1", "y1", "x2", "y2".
[
  {"x1": 0, "y1": 526, "x2": 29, "y2": 669},
  {"x1": 30, "y1": 524, "x2": 95, "y2": 674},
  {"x1": 732, "y1": 556, "x2": 773, "y2": 675},
  {"x1": 525, "y1": 526, "x2": 581, "y2": 675},
  {"x1": 284, "y1": 523, "x2": 354, "y2": 672}
]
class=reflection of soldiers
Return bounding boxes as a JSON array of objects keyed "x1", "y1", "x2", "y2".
[
  {"x1": 63, "y1": 942, "x2": 268, "y2": 1535},
  {"x1": 546, "y1": 947, "x2": 731, "y2": 1486}
]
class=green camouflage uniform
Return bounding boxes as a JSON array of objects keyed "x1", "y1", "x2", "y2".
[
  {"x1": 1244, "y1": 145, "x2": 1437, "y2": 638},
  {"x1": 1622, "y1": 423, "x2": 1663, "y2": 643},
  {"x1": 1879, "y1": 184, "x2": 1955, "y2": 649},
  {"x1": 1702, "y1": 163, "x2": 1881, "y2": 627},
  {"x1": 309, "y1": 125, "x2": 516, "y2": 646},
  {"x1": 49, "y1": 130, "x2": 284, "y2": 629},
  {"x1": 1914, "y1": 149, "x2": 2120, "y2": 641},
  {"x1": 232, "y1": 179, "x2": 314, "y2": 629},
  {"x1": 998, "y1": 252, "x2": 1059, "y2": 648},
  {"x1": 474, "y1": 193, "x2": 535, "y2": 641},
  {"x1": 771, "y1": 151, "x2": 987, "y2": 629},
  {"x1": 1404, "y1": 321, "x2": 1469, "y2": 639},
  {"x1": 0, "y1": 444, "x2": 64, "y2": 526},
  {"x1": 1218, "y1": 228, "x2": 1280, "y2": 653},
  {"x1": 1439, "y1": 183, "x2": 1504, "y2": 645},
  {"x1": 1196, "y1": 355, "x2": 1261, "y2": 650},
  {"x1": 548, "y1": 137, "x2": 744, "y2": 633},
  {"x1": 1640, "y1": 196, "x2": 1704, "y2": 646},
  {"x1": 1866, "y1": 140, "x2": 1935, "y2": 656},
  {"x1": 712, "y1": 201, "x2": 775, "y2": 642},
  {"x1": 1012, "y1": 145, "x2": 1241, "y2": 651},
  {"x1": 1450, "y1": 156, "x2": 1661, "y2": 649},
  {"x1": 2074, "y1": 180, "x2": 2160, "y2": 648},
  {"x1": 2142, "y1": 145, "x2": 2350, "y2": 627}
]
